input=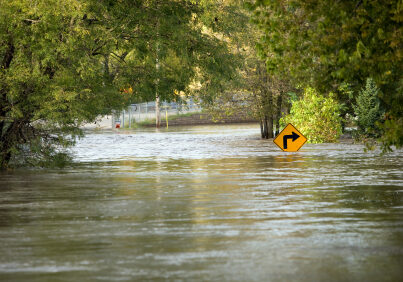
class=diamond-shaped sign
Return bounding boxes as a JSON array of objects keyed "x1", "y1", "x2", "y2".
[{"x1": 273, "y1": 123, "x2": 307, "y2": 152}]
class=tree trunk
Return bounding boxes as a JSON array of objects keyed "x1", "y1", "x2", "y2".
[
  {"x1": 155, "y1": 18, "x2": 160, "y2": 128},
  {"x1": 155, "y1": 95, "x2": 160, "y2": 128},
  {"x1": 275, "y1": 118, "x2": 280, "y2": 137},
  {"x1": 275, "y1": 93, "x2": 282, "y2": 136},
  {"x1": 263, "y1": 115, "x2": 268, "y2": 139},
  {"x1": 1, "y1": 37, "x2": 14, "y2": 70},
  {"x1": 0, "y1": 150, "x2": 11, "y2": 169},
  {"x1": 0, "y1": 122, "x2": 14, "y2": 169},
  {"x1": 267, "y1": 114, "x2": 274, "y2": 138},
  {"x1": 260, "y1": 120, "x2": 264, "y2": 139}
]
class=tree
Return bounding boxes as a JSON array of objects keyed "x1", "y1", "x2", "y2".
[
  {"x1": 196, "y1": 1, "x2": 293, "y2": 139},
  {"x1": 0, "y1": 0, "x2": 128, "y2": 168},
  {"x1": 353, "y1": 78, "x2": 384, "y2": 137},
  {"x1": 88, "y1": 0, "x2": 238, "y2": 127},
  {"x1": 0, "y1": 0, "x2": 240, "y2": 168},
  {"x1": 248, "y1": 0, "x2": 402, "y2": 148}
]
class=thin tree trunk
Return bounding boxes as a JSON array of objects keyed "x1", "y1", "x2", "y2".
[
  {"x1": 155, "y1": 95, "x2": 160, "y2": 128},
  {"x1": 155, "y1": 18, "x2": 161, "y2": 128},
  {"x1": 275, "y1": 93, "x2": 282, "y2": 136},
  {"x1": 263, "y1": 115, "x2": 268, "y2": 139},
  {"x1": 0, "y1": 150, "x2": 11, "y2": 169},
  {"x1": 275, "y1": 119, "x2": 280, "y2": 137},
  {"x1": 267, "y1": 114, "x2": 274, "y2": 138},
  {"x1": 0, "y1": 122, "x2": 14, "y2": 169},
  {"x1": 260, "y1": 119, "x2": 264, "y2": 139},
  {"x1": 1, "y1": 37, "x2": 14, "y2": 70}
]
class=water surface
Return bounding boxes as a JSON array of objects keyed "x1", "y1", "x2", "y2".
[{"x1": 1, "y1": 124, "x2": 402, "y2": 281}]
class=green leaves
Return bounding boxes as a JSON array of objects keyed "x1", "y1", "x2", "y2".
[
  {"x1": 353, "y1": 78, "x2": 384, "y2": 137},
  {"x1": 0, "y1": 0, "x2": 118, "y2": 167},
  {"x1": 281, "y1": 88, "x2": 343, "y2": 143},
  {"x1": 0, "y1": 0, "x2": 243, "y2": 167},
  {"x1": 250, "y1": 0, "x2": 402, "y2": 92},
  {"x1": 249, "y1": 0, "x2": 402, "y2": 149}
]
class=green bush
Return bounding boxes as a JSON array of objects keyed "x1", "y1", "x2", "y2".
[
  {"x1": 353, "y1": 78, "x2": 384, "y2": 137},
  {"x1": 378, "y1": 78, "x2": 403, "y2": 152},
  {"x1": 281, "y1": 88, "x2": 343, "y2": 143},
  {"x1": 379, "y1": 117, "x2": 403, "y2": 153},
  {"x1": 10, "y1": 137, "x2": 73, "y2": 168}
]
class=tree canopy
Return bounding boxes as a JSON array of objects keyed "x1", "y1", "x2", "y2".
[
  {"x1": 0, "y1": 0, "x2": 123, "y2": 167},
  {"x1": 248, "y1": 0, "x2": 402, "y2": 149},
  {"x1": 1, "y1": 0, "x2": 401, "y2": 168},
  {"x1": 0, "y1": 0, "x2": 237, "y2": 168}
]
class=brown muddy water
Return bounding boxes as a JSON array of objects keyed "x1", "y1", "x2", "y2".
[{"x1": 0, "y1": 124, "x2": 402, "y2": 281}]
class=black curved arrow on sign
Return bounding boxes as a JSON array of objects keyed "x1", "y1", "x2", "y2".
[{"x1": 283, "y1": 131, "x2": 300, "y2": 149}]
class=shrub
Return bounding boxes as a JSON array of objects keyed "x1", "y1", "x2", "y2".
[
  {"x1": 281, "y1": 88, "x2": 342, "y2": 143},
  {"x1": 353, "y1": 78, "x2": 384, "y2": 137},
  {"x1": 379, "y1": 116, "x2": 403, "y2": 153}
]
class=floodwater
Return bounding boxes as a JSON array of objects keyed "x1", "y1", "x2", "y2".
[{"x1": 0, "y1": 124, "x2": 402, "y2": 281}]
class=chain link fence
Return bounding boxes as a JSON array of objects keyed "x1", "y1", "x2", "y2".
[{"x1": 112, "y1": 99, "x2": 202, "y2": 128}]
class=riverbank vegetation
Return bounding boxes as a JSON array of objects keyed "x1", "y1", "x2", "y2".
[
  {"x1": 1, "y1": 0, "x2": 401, "y2": 168},
  {"x1": 0, "y1": 0, "x2": 235, "y2": 168},
  {"x1": 281, "y1": 88, "x2": 343, "y2": 143},
  {"x1": 246, "y1": 0, "x2": 402, "y2": 152}
]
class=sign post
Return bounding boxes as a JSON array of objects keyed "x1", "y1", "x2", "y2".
[{"x1": 273, "y1": 123, "x2": 307, "y2": 152}]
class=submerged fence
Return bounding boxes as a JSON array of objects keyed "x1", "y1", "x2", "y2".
[{"x1": 112, "y1": 99, "x2": 202, "y2": 128}]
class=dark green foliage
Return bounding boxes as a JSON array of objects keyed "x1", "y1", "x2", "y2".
[
  {"x1": 248, "y1": 0, "x2": 402, "y2": 149},
  {"x1": 11, "y1": 136, "x2": 73, "y2": 168},
  {"x1": 0, "y1": 0, "x2": 238, "y2": 168},
  {"x1": 0, "y1": 0, "x2": 124, "y2": 168},
  {"x1": 379, "y1": 115, "x2": 403, "y2": 153},
  {"x1": 353, "y1": 78, "x2": 384, "y2": 137}
]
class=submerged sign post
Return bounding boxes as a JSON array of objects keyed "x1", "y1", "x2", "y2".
[{"x1": 273, "y1": 123, "x2": 307, "y2": 152}]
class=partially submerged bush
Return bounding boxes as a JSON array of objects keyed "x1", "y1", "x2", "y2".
[
  {"x1": 378, "y1": 116, "x2": 403, "y2": 153},
  {"x1": 10, "y1": 135, "x2": 74, "y2": 168},
  {"x1": 281, "y1": 88, "x2": 342, "y2": 143}
]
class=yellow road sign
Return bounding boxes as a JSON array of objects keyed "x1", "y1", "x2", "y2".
[{"x1": 273, "y1": 123, "x2": 307, "y2": 152}]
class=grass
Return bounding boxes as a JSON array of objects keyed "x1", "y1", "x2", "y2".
[
  {"x1": 123, "y1": 112, "x2": 203, "y2": 128},
  {"x1": 167, "y1": 111, "x2": 203, "y2": 121}
]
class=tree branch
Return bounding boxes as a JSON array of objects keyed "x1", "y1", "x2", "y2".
[
  {"x1": 23, "y1": 19, "x2": 41, "y2": 24},
  {"x1": 1, "y1": 37, "x2": 14, "y2": 70}
]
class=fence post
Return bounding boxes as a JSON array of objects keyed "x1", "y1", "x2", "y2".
[
  {"x1": 128, "y1": 106, "x2": 131, "y2": 128},
  {"x1": 111, "y1": 110, "x2": 115, "y2": 129}
]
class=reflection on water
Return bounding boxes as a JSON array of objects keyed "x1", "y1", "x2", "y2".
[{"x1": 0, "y1": 124, "x2": 402, "y2": 281}]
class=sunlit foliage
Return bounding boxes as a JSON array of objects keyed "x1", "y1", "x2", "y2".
[
  {"x1": 248, "y1": 0, "x2": 402, "y2": 149},
  {"x1": 281, "y1": 88, "x2": 343, "y2": 143}
]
